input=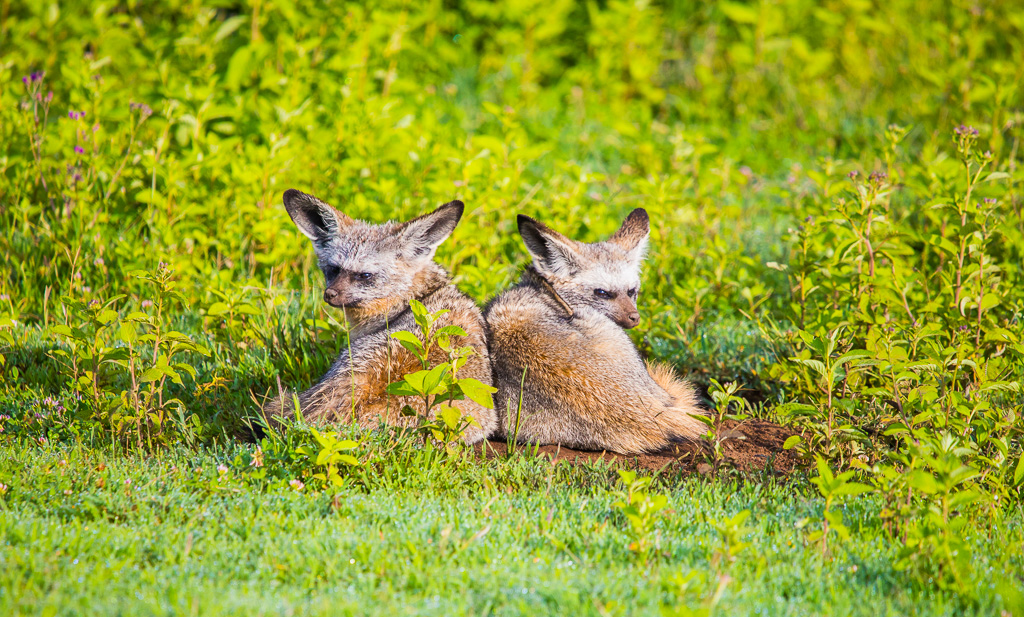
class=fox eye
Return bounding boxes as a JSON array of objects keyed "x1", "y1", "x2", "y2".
[
  {"x1": 355, "y1": 272, "x2": 374, "y2": 282},
  {"x1": 628, "y1": 288, "x2": 637, "y2": 297},
  {"x1": 323, "y1": 265, "x2": 341, "y2": 281},
  {"x1": 594, "y1": 289, "x2": 613, "y2": 299}
]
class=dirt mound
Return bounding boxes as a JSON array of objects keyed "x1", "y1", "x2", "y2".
[{"x1": 476, "y1": 420, "x2": 800, "y2": 476}]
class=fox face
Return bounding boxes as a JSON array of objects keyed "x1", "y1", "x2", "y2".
[
  {"x1": 283, "y1": 189, "x2": 464, "y2": 318},
  {"x1": 517, "y1": 209, "x2": 650, "y2": 329}
]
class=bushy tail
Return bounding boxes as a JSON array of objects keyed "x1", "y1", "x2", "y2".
[{"x1": 645, "y1": 360, "x2": 707, "y2": 442}]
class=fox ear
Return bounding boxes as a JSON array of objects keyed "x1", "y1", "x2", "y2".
[
  {"x1": 608, "y1": 208, "x2": 650, "y2": 263},
  {"x1": 399, "y1": 200, "x2": 464, "y2": 260},
  {"x1": 283, "y1": 189, "x2": 353, "y2": 244},
  {"x1": 517, "y1": 215, "x2": 581, "y2": 277}
]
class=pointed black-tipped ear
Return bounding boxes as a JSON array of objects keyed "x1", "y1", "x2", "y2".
[
  {"x1": 607, "y1": 208, "x2": 650, "y2": 263},
  {"x1": 517, "y1": 215, "x2": 581, "y2": 277},
  {"x1": 399, "y1": 200, "x2": 464, "y2": 260},
  {"x1": 283, "y1": 189, "x2": 353, "y2": 244}
]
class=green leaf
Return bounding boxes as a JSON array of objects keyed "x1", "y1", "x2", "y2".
[
  {"x1": 783, "y1": 435, "x2": 803, "y2": 450},
  {"x1": 173, "y1": 362, "x2": 197, "y2": 380},
  {"x1": 401, "y1": 370, "x2": 430, "y2": 394},
  {"x1": 439, "y1": 405, "x2": 462, "y2": 430},
  {"x1": 390, "y1": 330, "x2": 424, "y2": 354},
  {"x1": 97, "y1": 309, "x2": 119, "y2": 324},
  {"x1": 207, "y1": 302, "x2": 230, "y2": 317},
  {"x1": 337, "y1": 454, "x2": 359, "y2": 467},
  {"x1": 51, "y1": 324, "x2": 73, "y2": 338},
  {"x1": 409, "y1": 299, "x2": 427, "y2": 320},
  {"x1": 214, "y1": 14, "x2": 247, "y2": 42},
  {"x1": 386, "y1": 379, "x2": 419, "y2": 397},
  {"x1": 434, "y1": 325, "x2": 467, "y2": 337},
  {"x1": 832, "y1": 482, "x2": 873, "y2": 497},
  {"x1": 906, "y1": 470, "x2": 939, "y2": 494},
  {"x1": 456, "y1": 377, "x2": 497, "y2": 409},
  {"x1": 790, "y1": 357, "x2": 826, "y2": 376},
  {"x1": 225, "y1": 45, "x2": 253, "y2": 89},
  {"x1": 422, "y1": 363, "x2": 450, "y2": 396},
  {"x1": 316, "y1": 449, "x2": 333, "y2": 466},
  {"x1": 120, "y1": 322, "x2": 137, "y2": 344},
  {"x1": 837, "y1": 350, "x2": 873, "y2": 365}
]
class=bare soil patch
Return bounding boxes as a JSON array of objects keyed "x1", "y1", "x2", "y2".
[{"x1": 476, "y1": 420, "x2": 801, "y2": 476}]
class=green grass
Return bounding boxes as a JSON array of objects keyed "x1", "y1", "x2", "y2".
[{"x1": 2, "y1": 441, "x2": 1021, "y2": 616}]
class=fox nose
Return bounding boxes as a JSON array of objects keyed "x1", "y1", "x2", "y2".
[
  {"x1": 627, "y1": 312, "x2": 640, "y2": 327},
  {"x1": 324, "y1": 288, "x2": 339, "y2": 303}
]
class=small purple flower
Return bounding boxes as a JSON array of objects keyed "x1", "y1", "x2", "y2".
[
  {"x1": 45, "y1": 91, "x2": 53, "y2": 104},
  {"x1": 88, "y1": 299, "x2": 100, "y2": 308},
  {"x1": 22, "y1": 76, "x2": 28, "y2": 86},
  {"x1": 984, "y1": 198, "x2": 996, "y2": 205},
  {"x1": 954, "y1": 124, "x2": 979, "y2": 137},
  {"x1": 94, "y1": 257, "x2": 105, "y2": 266},
  {"x1": 31, "y1": 71, "x2": 43, "y2": 82},
  {"x1": 130, "y1": 102, "x2": 153, "y2": 118},
  {"x1": 141, "y1": 300, "x2": 154, "y2": 308},
  {"x1": 848, "y1": 171, "x2": 859, "y2": 180},
  {"x1": 869, "y1": 171, "x2": 888, "y2": 185},
  {"x1": 74, "y1": 146, "x2": 84, "y2": 155}
]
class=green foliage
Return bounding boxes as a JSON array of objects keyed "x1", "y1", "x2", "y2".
[
  {"x1": 386, "y1": 299, "x2": 496, "y2": 450},
  {"x1": 696, "y1": 378, "x2": 751, "y2": 469},
  {"x1": 612, "y1": 469, "x2": 669, "y2": 564},
  {"x1": 801, "y1": 456, "x2": 873, "y2": 559},
  {"x1": 46, "y1": 265, "x2": 211, "y2": 448}
]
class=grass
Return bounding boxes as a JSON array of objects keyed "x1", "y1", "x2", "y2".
[{"x1": 3, "y1": 440, "x2": 1021, "y2": 616}]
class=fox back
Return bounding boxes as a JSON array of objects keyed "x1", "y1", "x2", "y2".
[
  {"x1": 484, "y1": 209, "x2": 705, "y2": 454},
  {"x1": 265, "y1": 189, "x2": 496, "y2": 443}
]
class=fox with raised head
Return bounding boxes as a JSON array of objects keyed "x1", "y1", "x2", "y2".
[
  {"x1": 484, "y1": 209, "x2": 706, "y2": 454},
  {"x1": 265, "y1": 189, "x2": 497, "y2": 443}
]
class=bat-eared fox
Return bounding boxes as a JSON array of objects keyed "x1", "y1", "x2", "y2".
[
  {"x1": 264, "y1": 189, "x2": 496, "y2": 443},
  {"x1": 484, "y1": 209, "x2": 707, "y2": 454}
]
